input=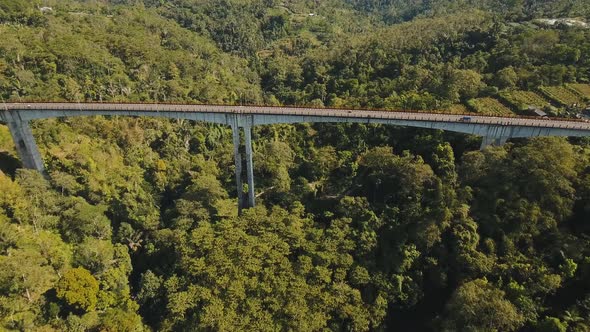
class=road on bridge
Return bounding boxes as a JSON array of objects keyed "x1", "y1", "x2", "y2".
[{"x1": 4, "y1": 102, "x2": 590, "y2": 131}]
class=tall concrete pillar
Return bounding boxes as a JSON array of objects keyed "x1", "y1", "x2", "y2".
[
  {"x1": 4, "y1": 112, "x2": 44, "y2": 171},
  {"x1": 243, "y1": 124, "x2": 255, "y2": 208},
  {"x1": 480, "y1": 136, "x2": 509, "y2": 150},
  {"x1": 232, "y1": 124, "x2": 244, "y2": 213},
  {"x1": 231, "y1": 114, "x2": 256, "y2": 213}
]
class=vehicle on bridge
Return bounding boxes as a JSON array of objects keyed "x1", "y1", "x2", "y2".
[{"x1": 459, "y1": 116, "x2": 472, "y2": 122}]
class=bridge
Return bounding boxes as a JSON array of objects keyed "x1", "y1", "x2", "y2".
[{"x1": 2, "y1": 102, "x2": 590, "y2": 211}]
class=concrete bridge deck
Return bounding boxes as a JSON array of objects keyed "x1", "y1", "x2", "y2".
[
  {"x1": 2, "y1": 102, "x2": 590, "y2": 131},
  {"x1": 2, "y1": 102, "x2": 590, "y2": 211}
]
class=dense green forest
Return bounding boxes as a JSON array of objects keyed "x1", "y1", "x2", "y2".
[{"x1": 1, "y1": 0, "x2": 590, "y2": 331}]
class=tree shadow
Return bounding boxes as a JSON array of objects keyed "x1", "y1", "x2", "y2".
[{"x1": 0, "y1": 151, "x2": 21, "y2": 177}]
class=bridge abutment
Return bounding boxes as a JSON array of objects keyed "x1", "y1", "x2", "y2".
[{"x1": 4, "y1": 111, "x2": 44, "y2": 172}]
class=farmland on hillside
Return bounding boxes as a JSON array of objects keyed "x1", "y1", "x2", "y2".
[
  {"x1": 445, "y1": 104, "x2": 471, "y2": 114},
  {"x1": 466, "y1": 97, "x2": 514, "y2": 116},
  {"x1": 499, "y1": 90, "x2": 551, "y2": 111},
  {"x1": 539, "y1": 86, "x2": 585, "y2": 107},
  {"x1": 568, "y1": 84, "x2": 590, "y2": 100}
]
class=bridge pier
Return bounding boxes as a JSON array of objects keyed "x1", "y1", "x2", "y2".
[
  {"x1": 231, "y1": 123, "x2": 244, "y2": 213},
  {"x1": 4, "y1": 111, "x2": 44, "y2": 172},
  {"x1": 243, "y1": 124, "x2": 255, "y2": 208},
  {"x1": 231, "y1": 115, "x2": 256, "y2": 212},
  {"x1": 480, "y1": 136, "x2": 509, "y2": 150}
]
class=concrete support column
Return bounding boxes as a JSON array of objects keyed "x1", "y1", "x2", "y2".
[
  {"x1": 231, "y1": 124, "x2": 244, "y2": 213},
  {"x1": 243, "y1": 124, "x2": 255, "y2": 208},
  {"x1": 5, "y1": 112, "x2": 44, "y2": 171},
  {"x1": 480, "y1": 136, "x2": 509, "y2": 150},
  {"x1": 230, "y1": 114, "x2": 256, "y2": 213}
]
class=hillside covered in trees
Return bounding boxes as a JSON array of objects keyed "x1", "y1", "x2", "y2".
[{"x1": 1, "y1": 0, "x2": 590, "y2": 331}]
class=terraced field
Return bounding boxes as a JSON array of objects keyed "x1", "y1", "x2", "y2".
[
  {"x1": 499, "y1": 90, "x2": 551, "y2": 110},
  {"x1": 445, "y1": 104, "x2": 471, "y2": 114},
  {"x1": 539, "y1": 86, "x2": 585, "y2": 107},
  {"x1": 568, "y1": 84, "x2": 590, "y2": 99},
  {"x1": 466, "y1": 97, "x2": 514, "y2": 116}
]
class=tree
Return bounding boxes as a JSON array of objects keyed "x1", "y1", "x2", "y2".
[
  {"x1": 536, "y1": 317, "x2": 567, "y2": 332},
  {"x1": 56, "y1": 268, "x2": 99, "y2": 313},
  {"x1": 160, "y1": 206, "x2": 385, "y2": 331},
  {"x1": 59, "y1": 197, "x2": 112, "y2": 243},
  {"x1": 441, "y1": 278, "x2": 524, "y2": 331},
  {"x1": 254, "y1": 140, "x2": 295, "y2": 193},
  {"x1": 451, "y1": 69, "x2": 485, "y2": 101},
  {"x1": 2, "y1": 1, "x2": 590, "y2": 330},
  {"x1": 99, "y1": 309, "x2": 144, "y2": 332},
  {"x1": 75, "y1": 238, "x2": 115, "y2": 275},
  {"x1": 495, "y1": 66, "x2": 518, "y2": 89}
]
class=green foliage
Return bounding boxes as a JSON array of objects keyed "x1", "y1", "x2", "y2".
[
  {"x1": 98, "y1": 309, "x2": 144, "y2": 332},
  {"x1": 0, "y1": 125, "x2": 15, "y2": 155},
  {"x1": 59, "y1": 197, "x2": 112, "y2": 243},
  {"x1": 0, "y1": 5, "x2": 261, "y2": 103},
  {"x1": 157, "y1": 205, "x2": 386, "y2": 331},
  {"x1": 254, "y1": 140, "x2": 295, "y2": 193},
  {"x1": 0, "y1": 0, "x2": 46, "y2": 26},
  {"x1": 441, "y1": 278, "x2": 524, "y2": 331},
  {"x1": 495, "y1": 66, "x2": 519, "y2": 89},
  {"x1": 1, "y1": 1, "x2": 590, "y2": 331},
  {"x1": 56, "y1": 267, "x2": 99, "y2": 313},
  {"x1": 345, "y1": 0, "x2": 590, "y2": 22},
  {"x1": 537, "y1": 317, "x2": 568, "y2": 332}
]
